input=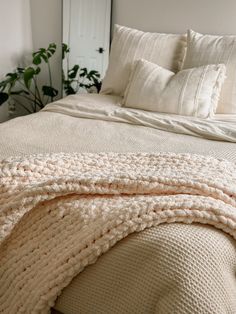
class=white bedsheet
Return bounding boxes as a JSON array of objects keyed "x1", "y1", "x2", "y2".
[{"x1": 43, "y1": 94, "x2": 236, "y2": 142}]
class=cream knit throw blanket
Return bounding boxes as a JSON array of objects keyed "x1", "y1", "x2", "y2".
[{"x1": 1, "y1": 152, "x2": 236, "y2": 314}]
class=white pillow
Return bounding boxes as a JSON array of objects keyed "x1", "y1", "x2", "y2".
[
  {"x1": 123, "y1": 59, "x2": 226, "y2": 118},
  {"x1": 100, "y1": 25, "x2": 186, "y2": 97},
  {"x1": 183, "y1": 29, "x2": 236, "y2": 114}
]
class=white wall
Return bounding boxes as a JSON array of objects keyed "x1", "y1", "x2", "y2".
[
  {"x1": 0, "y1": 0, "x2": 33, "y2": 122},
  {"x1": 112, "y1": 0, "x2": 236, "y2": 35}
]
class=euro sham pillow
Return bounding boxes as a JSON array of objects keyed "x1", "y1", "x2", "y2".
[
  {"x1": 100, "y1": 24, "x2": 186, "y2": 97},
  {"x1": 183, "y1": 29, "x2": 236, "y2": 114},
  {"x1": 123, "y1": 59, "x2": 226, "y2": 118}
]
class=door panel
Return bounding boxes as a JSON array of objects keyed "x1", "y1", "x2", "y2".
[{"x1": 64, "y1": 0, "x2": 111, "y2": 79}]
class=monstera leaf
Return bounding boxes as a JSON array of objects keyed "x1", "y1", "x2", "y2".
[
  {"x1": 33, "y1": 43, "x2": 57, "y2": 65},
  {"x1": 0, "y1": 92, "x2": 9, "y2": 105},
  {"x1": 68, "y1": 65, "x2": 80, "y2": 79},
  {"x1": 42, "y1": 85, "x2": 58, "y2": 98},
  {"x1": 24, "y1": 67, "x2": 35, "y2": 89},
  {"x1": 62, "y1": 43, "x2": 70, "y2": 60}
]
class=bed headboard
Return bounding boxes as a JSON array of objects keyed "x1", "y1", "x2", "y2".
[{"x1": 112, "y1": 0, "x2": 236, "y2": 35}]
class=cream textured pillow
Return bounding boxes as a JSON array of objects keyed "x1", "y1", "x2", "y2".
[
  {"x1": 100, "y1": 25, "x2": 186, "y2": 97},
  {"x1": 183, "y1": 29, "x2": 236, "y2": 113},
  {"x1": 123, "y1": 59, "x2": 226, "y2": 118}
]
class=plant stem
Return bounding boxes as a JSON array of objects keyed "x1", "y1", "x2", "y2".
[
  {"x1": 33, "y1": 77, "x2": 44, "y2": 106},
  {"x1": 47, "y1": 58, "x2": 53, "y2": 102},
  {"x1": 16, "y1": 94, "x2": 44, "y2": 109},
  {"x1": 11, "y1": 97, "x2": 32, "y2": 114},
  {"x1": 18, "y1": 81, "x2": 42, "y2": 104},
  {"x1": 32, "y1": 77, "x2": 37, "y2": 112},
  {"x1": 65, "y1": 51, "x2": 69, "y2": 80}
]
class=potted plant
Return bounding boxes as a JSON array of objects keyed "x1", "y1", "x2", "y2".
[
  {"x1": 0, "y1": 43, "x2": 58, "y2": 115},
  {"x1": 62, "y1": 43, "x2": 101, "y2": 95},
  {"x1": 0, "y1": 43, "x2": 102, "y2": 116}
]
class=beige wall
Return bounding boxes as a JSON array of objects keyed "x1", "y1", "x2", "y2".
[
  {"x1": 0, "y1": 0, "x2": 33, "y2": 122},
  {"x1": 30, "y1": 0, "x2": 62, "y2": 98},
  {"x1": 112, "y1": 0, "x2": 236, "y2": 35}
]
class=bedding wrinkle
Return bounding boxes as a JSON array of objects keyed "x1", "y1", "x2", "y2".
[
  {"x1": 43, "y1": 94, "x2": 236, "y2": 142},
  {"x1": 1, "y1": 94, "x2": 236, "y2": 159}
]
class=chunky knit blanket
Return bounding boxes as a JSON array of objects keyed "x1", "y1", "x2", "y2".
[{"x1": 1, "y1": 152, "x2": 236, "y2": 314}]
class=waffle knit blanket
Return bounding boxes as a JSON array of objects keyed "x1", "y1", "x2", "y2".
[{"x1": 1, "y1": 152, "x2": 236, "y2": 314}]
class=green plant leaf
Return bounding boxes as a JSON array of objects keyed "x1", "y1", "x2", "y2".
[
  {"x1": 63, "y1": 80, "x2": 76, "y2": 95},
  {"x1": 33, "y1": 47, "x2": 50, "y2": 64},
  {"x1": 35, "y1": 67, "x2": 41, "y2": 75},
  {"x1": 41, "y1": 43, "x2": 57, "y2": 60},
  {"x1": 48, "y1": 43, "x2": 56, "y2": 55},
  {"x1": 0, "y1": 73, "x2": 19, "y2": 91},
  {"x1": 62, "y1": 43, "x2": 70, "y2": 59},
  {"x1": 89, "y1": 70, "x2": 100, "y2": 76},
  {"x1": 6, "y1": 72, "x2": 18, "y2": 81},
  {"x1": 24, "y1": 67, "x2": 35, "y2": 89},
  {"x1": 91, "y1": 81, "x2": 102, "y2": 92},
  {"x1": 64, "y1": 85, "x2": 76, "y2": 95},
  {"x1": 68, "y1": 65, "x2": 79, "y2": 79},
  {"x1": 41, "y1": 53, "x2": 48, "y2": 63},
  {"x1": 87, "y1": 70, "x2": 100, "y2": 81},
  {"x1": 42, "y1": 85, "x2": 58, "y2": 98},
  {"x1": 33, "y1": 54, "x2": 41, "y2": 65},
  {"x1": 79, "y1": 68, "x2": 88, "y2": 77},
  {"x1": 17, "y1": 67, "x2": 25, "y2": 73},
  {"x1": 0, "y1": 79, "x2": 9, "y2": 89},
  {"x1": 0, "y1": 92, "x2": 9, "y2": 105}
]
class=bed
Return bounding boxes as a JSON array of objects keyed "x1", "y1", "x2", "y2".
[
  {"x1": 1, "y1": 92, "x2": 236, "y2": 314},
  {"x1": 2, "y1": 18, "x2": 236, "y2": 314}
]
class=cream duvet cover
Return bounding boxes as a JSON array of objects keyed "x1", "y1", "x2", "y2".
[{"x1": 1, "y1": 94, "x2": 236, "y2": 314}]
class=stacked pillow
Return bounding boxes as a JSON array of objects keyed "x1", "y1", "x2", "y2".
[
  {"x1": 101, "y1": 25, "x2": 186, "y2": 96},
  {"x1": 123, "y1": 59, "x2": 225, "y2": 118},
  {"x1": 183, "y1": 29, "x2": 236, "y2": 114},
  {"x1": 101, "y1": 25, "x2": 236, "y2": 117}
]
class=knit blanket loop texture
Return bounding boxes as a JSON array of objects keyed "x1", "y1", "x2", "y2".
[{"x1": 1, "y1": 152, "x2": 236, "y2": 314}]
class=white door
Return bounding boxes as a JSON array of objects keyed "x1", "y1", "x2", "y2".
[{"x1": 63, "y1": 0, "x2": 111, "y2": 78}]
